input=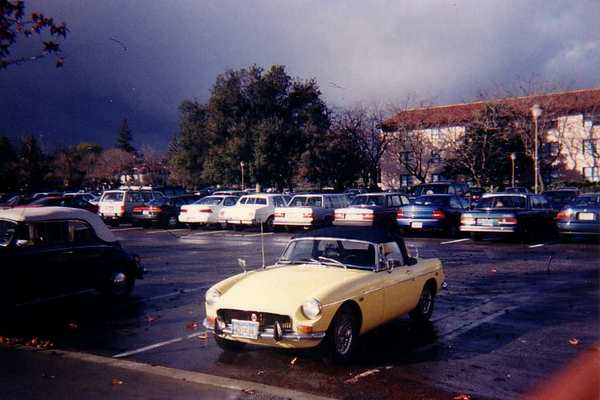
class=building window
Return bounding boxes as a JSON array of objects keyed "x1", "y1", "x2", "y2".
[
  {"x1": 582, "y1": 139, "x2": 599, "y2": 157},
  {"x1": 583, "y1": 167, "x2": 600, "y2": 182},
  {"x1": 400, "y1": 175, "x2": 413, "y2": 187},
  {"x1": 399, "y1": 151, "x2": 413, "y2": 163},
  {"x1": 430, "y1": 151, "x2": 442, "y2": 164}
]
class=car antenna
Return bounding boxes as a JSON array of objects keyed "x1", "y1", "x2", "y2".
[{"x1": 260, "y1": 220, "x2": 266, "y2": 268}]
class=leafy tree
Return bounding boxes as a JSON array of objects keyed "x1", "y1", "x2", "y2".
[
  {"x1": 1, "y1": 0, "x2": 68, "y2": 69},
  {"x1": 51, "y1": 142, "x2": 102, "y2": 189},
  {"x1": 115, "y1": 118, "x2": 135, "y2": 153},
  {"x1": 88, "y1": 148, "x2": 135, "y2": 187},
  {"x1": 0, "y1": 135, "x2": 17, "y2": 191},
  {"x1": 15, "y1": 134, "x2": 48, "y2": 191}
]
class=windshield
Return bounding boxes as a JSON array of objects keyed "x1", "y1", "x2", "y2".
[
  {"x1": 194, "y1": 196, "x2": 223, "y2": 205},
  {"x1": 279, "y1": 238, "x2": 376, "y2": 270},
  {"x1": 0, "y1": 220, "x2": 17, "y2": 246},
  {"x1": 413, "y1": 196, "x2": 449, "y2": 206},
  {"x1": 351, "y1": 195, "x2": 385, "y2": 207},
  {"x1": 289, "y1": 196, "x2": 323, "y2": 207},
  {"x1": 475, "y1": 196, "x2": 526, "y2": 209},
  {"x1": 572, "y1": 195, "x2": 600, "y2": 206},
  {"x1": 416, "y1": 185, "x2": 448, "y2": 195}
]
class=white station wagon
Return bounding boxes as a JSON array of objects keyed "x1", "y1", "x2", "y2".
[
  {"x1": 178, "y1": 195, "x2": 239, "y2": 228},
  {"x1": 218, "y1": 194, "x2": 288, "y2": 230},
  {"x1": 273, "y1": 193, "x2": 348, "y2": 230}
]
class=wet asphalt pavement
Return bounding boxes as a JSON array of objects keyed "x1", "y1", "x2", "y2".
[{"x1": 1, "y1": 226, "x2": 598, "y2": 400}]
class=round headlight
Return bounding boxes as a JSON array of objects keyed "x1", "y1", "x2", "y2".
[
  {"x1": 205, "y1": 288, "x2": 221, "y2": 306},
  {"x1": 301, "y1": 298, "x2": 322, "y2": 320}
]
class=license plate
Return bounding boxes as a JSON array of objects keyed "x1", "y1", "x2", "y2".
[
  {"x1": 231, "y1": 319, "x2": 259, "y2": 339},
  {"x1": 578, "y1": 212, "x2": 595, "y2": 221},
  {"x1": 411, "y1": 221, "x2": 423, "y2": 229},
  {"x1": 478, "y1": 218, "x2": 494, "y2": 226}
]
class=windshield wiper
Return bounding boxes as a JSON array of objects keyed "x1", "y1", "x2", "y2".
[{"x1": 317, "y1": 256, "x2": 347, "y2": 269}]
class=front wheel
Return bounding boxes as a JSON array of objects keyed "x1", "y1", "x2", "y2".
[
  {"x1": 214, "y1": 335, "x2": 246, "y2": 352},
  {"x1": 470, "y1": 232, "x2": 483, "y2": 242},
  {"x1": 409, "y1": 284, "x2": 435, "y2": 323},
  {"x1": 327, "y1": 305, "x2": 359, "y2": 363},
  {"x1": 100, "y1": 270, "x2": 135, "y2": 300}
]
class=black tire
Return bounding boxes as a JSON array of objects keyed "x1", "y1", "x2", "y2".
[
  {"x1": 264, "y1": 216, "x2": 274, "y2": 232},
  {"x1": 232, "y1": 224, "x2": 242, "y2": 231},
  {"x1": 108, "y1": 220, "x2": 120, "y2": 228},
  {"x1": 165, "y1": 216, "x2": 178, "y2": 229},
  {"x1": 187, "y1": 224, "x2": 199, "y2": 230},
  {"x1": 101, "y1": 270, "x2": 134, "y2": 300},
  {"x1": 410, "y1": 284, "x2": 435, "y2": 323},
  {"x1": 470, "y1": 232, "x2": 483, "y2": 242},
  {"x1": 447, "y1": 223, "x2": 459, "y2": 238},
  {"x1": 214, "y1": 335, "x2": 246, "y2": 352},
  {"x1": 327, "y1": 305, "x2": 359, "y2": 364}
]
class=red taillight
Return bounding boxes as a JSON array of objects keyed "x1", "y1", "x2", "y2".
[
  {"x1": 274, "y1": 212, "x2": 285, "y2": 218},
  {"x1": 555, "y1": 211, "x2": 571, "y2": 221},
  {"x1": 133, "y1": 207, "x2": 145, "y2": 213},
  {"x1": 303, "y1": 212, "x2": 313, "y2": 219},
  {"x1": 498, "y1": 216, "x2": 518, "y2": 224},
  {"x1": 335, "y1": 213, "x2": 345, "y2": 220},
  {"x1": 119, "y1": 205, "x2": 126, "y2": 213},
  {"x1": 180, "y1": 209, "x2": 188, "y2": 213},
  {"x1": 362, "y1": 213, "x2": 374, "y2": 220},
  {"x1": 432, "y1": 210, "x2": 445, "y2": 219},
  {"x1": 199, "y1": 208, "x2": 212, "y2": 213},
  {"x1": 396, "y1": 209, "x2": 405, "y2": 218},
  {"x1": 148, "y1": 206, "x2": 162, "y2": 212}
]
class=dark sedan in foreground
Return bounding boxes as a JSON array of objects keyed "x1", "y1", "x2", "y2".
[
  {"x1": 555, "y1": 193, "x2": 600, "y2": 240},
  {"x1": 460, "y1": 193, "x2": 556, "y2": 241},
  {"x1": 0, "y1": 207, "x2": 143, "y2": 305},
  {"x1": 397, "y1": 194, "x2": 468, "y2": 236}
]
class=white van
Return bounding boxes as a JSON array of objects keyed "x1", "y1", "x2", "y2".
[{"x1": 98, "y1": 190, "x2": 165, "y2": 226}]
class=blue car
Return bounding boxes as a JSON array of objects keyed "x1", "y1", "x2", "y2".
[
  {"x1": 556, "y1": 193, "x2": 600, "y2": 240},
  {"x1": 397, "y1": 194, "x2": 468, "y2": 236}
]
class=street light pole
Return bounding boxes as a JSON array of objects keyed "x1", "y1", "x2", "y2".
[
  {"x1": 510, "y1": 153, "x2": 516, "y2": 188},
  {"x1": 240, "y1": 161, "x2": 245, "y2": 190},
  {"x1": 530, "y1": 104, "x2": 542, "y2": 194}
]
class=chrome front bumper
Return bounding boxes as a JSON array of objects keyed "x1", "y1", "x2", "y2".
[{"x1": 202, "y1": 318, "x2": 326, "y2": 341}]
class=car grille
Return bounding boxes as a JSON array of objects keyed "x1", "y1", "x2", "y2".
[{"x1": 217, "y1": 309, "x2": 292, "y2": 330}]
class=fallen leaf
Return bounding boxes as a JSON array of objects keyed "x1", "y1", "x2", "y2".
[
  {"x1": 290, "y1": 357, "x2": 298, "y2": 367},
  {"x1": 111, "y1": 378, "x2": 124, "y2": 386},
  {"x1": 241, "y1": 388, "x2": 256, "y2": 395},
  {"x1": 569, "y1": 338, "x2": 580, "y2": 346},
  {"x1": 453, "y1": 394, "x2": 471, "y2": 400},
  {"x1": 186, "y1": 321, "x2": 199, "y2": 330},
  {"x1": 197, "y1": 332, "x2": 208, "y2": 340},
  {"x1": 344, "y1": 368, "x2": 380, "y2": 384}
]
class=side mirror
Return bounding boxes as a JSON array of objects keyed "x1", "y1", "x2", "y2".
[{"x1": 386, "y1": 257, "x2": 402, "y2": 273}]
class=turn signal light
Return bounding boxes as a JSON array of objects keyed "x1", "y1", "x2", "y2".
[
  {"x1": 296, "y1": 325, "x2": 313, "y2": 334},
  {"x1": 432, "y1": 210, "x2": 445, "y2": 219}
]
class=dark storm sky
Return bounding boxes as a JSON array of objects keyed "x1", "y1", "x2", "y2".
[{"x1": 1, "y1": 0, "x2": 599, "y2": 151}]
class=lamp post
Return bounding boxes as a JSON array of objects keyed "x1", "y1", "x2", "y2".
[
  {"x1": 240, "y1": 161, "x2": 245, "y2": 190},
  {"x1": 530, "y1": 104, "x2": 542, "y2": 194},
  {"x1": 510, "y1": 153, "x2": 516, "y2": 188}
]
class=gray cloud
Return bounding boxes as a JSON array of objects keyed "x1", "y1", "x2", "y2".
[{"x1": 1, "y1": 0, "x2": 598, "y2": 149}]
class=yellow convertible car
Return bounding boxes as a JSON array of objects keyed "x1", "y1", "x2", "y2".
[{"x1": 203, "y1": 226, "x2": 445, "y2": 362}]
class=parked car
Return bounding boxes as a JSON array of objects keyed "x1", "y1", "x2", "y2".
[
  {"x1": 64, "y1": 192, "x2": 100, "y2": 205},
  {"x1": 555, "y1": 193, "x2": 600, "y2": 240},
  {"x1": 218, "y1": 194, "x2": 289, "y2": 231},
  {"x1": 202, "y1": 226, "x2": 444, "y2": 362},
  {"x1": 0, "y1": 194, "x2": 32, "y2": 209},
  {"x1": 131, "y1": 194, "x2": 201, "y2": 228},
  {"x1": 16, "y1": 195, "x2": 98, "y2": 213},
  {"x1": 273, "y1": 193, "x2": 349, "y2": 230},
  {"x1": 410, "y1": 182, "x2": 469, "y2": 200},
  {"x1": 98, "y1": 189, "x2": 165, "y2": 226},
  {"x1": 31, "y1": 192, "x2": 63, "y2": 200},
  {"x1": 0, "y1": 207, "x2": 143, "y2": 305},
  {"x1": 460, "y1": 193, "x2": 556, "y2": 241},
  {"x1": 543, "y1": 188, "x2": 580, "y2": 211},
  {"x1": 397, "y1": 194, "x2": 468, "y2": 236},
  {"x1": 212, "y1": 190, "x2": 246, "y2": 196},
  {"x1": 179, "y1": 195, "x2": 240, "y2": 229},
  {"x1": 333, "y1": 192, "x2": 409, "y2": 229},
  {"x1": 504, "y1": 186, "x2": 531, "y2": 194}
]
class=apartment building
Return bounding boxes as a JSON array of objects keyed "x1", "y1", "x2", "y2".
[{"x1": 380, "y1": 88, "x2": 600, "y2": 189}]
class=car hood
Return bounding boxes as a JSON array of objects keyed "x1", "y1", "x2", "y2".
[{"x1": 217, "y1": 264, "x2": 365, "y2": 314}]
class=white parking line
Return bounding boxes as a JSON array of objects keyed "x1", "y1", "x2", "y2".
[
  {"x1": 113, "y1": 331, "x2": 208, "y2": 358},
  {"x1": 190, "y1": 230, "x2": 228, "y2": 236},
  {"x1": 146, "y1": 229, "x2": 189, "y2": 234},
  {"x1": 528, "y1": 243, "x2": 546, "y2": 248},
  {"x1": 243, "y1": 232, "x2": 275, "y2": 237},
  {"x1": 110, "y1": 227, "x2": 142, "y2": 232},
  {"x1": 132, "y1": 286, "x2": 209, "y2": 303},
  {"x1": 440, "y1": 238, "x2": 470, "y2": 245}
]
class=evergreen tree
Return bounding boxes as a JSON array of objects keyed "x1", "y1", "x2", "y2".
[{"x1": 116, "y1": 119, "x2": 135, "y2": 153}]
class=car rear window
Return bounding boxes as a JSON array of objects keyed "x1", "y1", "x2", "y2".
[
  {"x1": 351, "y1": 195, "x2": 385, "y2": 206},
  {"x1": 102, "y1": 192, "x2": 124, "y2": 202},
  {"x1": 417, "y1": 185, "x2": 449, "y2": 195},
  {"x1": 195, "y1": 196, "x2": 223, "y2": 205},
  {"x1": 476, "y1": 196, "x2": 526, "y2": 209},
  {"x1": 289, "y1": 196, "x2": 323, "y2": 207},
  {"x1": 573, "y1": 195, "x2": 600, "y2": 206},
  {"x1": 413, "y1": 196, "x2": 449, "y2": 206}
]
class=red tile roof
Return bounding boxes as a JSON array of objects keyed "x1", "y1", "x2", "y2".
[{"x1": 382, "y1": 88, "x2": 600, "y2": 131}]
